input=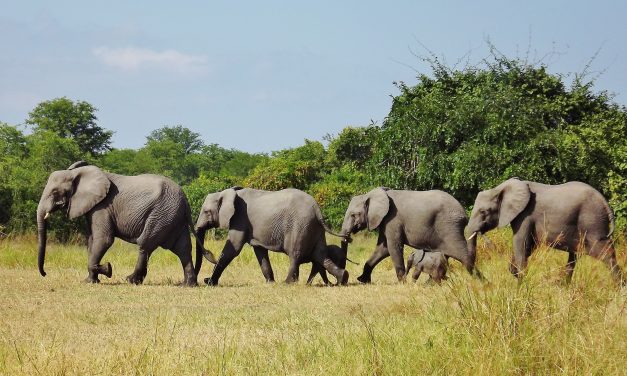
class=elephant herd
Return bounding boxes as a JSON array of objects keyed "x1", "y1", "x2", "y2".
[{"x1": 36, "y1": 161, "x2": 624, "y2": 286}]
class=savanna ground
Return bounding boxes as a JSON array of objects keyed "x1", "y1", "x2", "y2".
[{"x1": 0, "y1": 231, "x2": 625, "y2": 375}]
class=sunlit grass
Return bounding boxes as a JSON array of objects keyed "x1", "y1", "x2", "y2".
[{"x1": 0, "y1": 231, "x2": 625, "y2": 375}]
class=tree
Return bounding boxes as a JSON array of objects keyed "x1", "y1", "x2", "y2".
[
  {"x1": 146, "y1": 125, "x2": 204, "y2": 155},
  {"x1": 369, "y1": 51, "x2": 627, "y2": 214},
  {"x1": 26, "y1": 97, "x2": 113, "y2": 155},
  {"x1": 244, "y1": 140, "x2": 327, "y2": 190}
]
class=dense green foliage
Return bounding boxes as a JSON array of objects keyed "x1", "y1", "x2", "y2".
[
  {"x1": 372, "y1": 58, "x2": 626, "y2": 208},
  {"x1": 26, "y1": 97, "x2": 113, "y2": 155},
  {"x1": 1, "y1": 51, "x2": 625, "y2": 238}
]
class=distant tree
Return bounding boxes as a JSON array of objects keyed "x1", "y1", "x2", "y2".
[
  {"x1": 147, "y1": 125, "x2": 204, "y2": 155},
  {"x1": 98, "y1": 148, "x2": 140, "y2": 175},
  {"x1": 325, "y1": 126, "x2": 378, "y2": 168},
  {"x1": 26, "y1": 97, "x2": 113, "y2": 155},
  {"x1": 244, "y1": 140, "x2": 326, "y2": 190},
  {"x1": 0, "y1": 123, "x2": 27, "y2": 225}
]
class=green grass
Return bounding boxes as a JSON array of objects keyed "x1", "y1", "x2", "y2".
[{"x1": 0, "y1": 231, "x2": 625, "y2": 375}]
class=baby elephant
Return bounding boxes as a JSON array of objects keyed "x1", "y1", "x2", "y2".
[
  {"x1": 405, "y1": 250, "x2": 448, "y2": 283},
  {"x1": 307, "y1": 242, "x2": 357, "y2": 285}
]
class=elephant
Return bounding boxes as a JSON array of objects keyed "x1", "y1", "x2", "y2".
[
  {"x1": 195, "y1": 187, "x2": 349, "y2": 286},
  {"x1": 306, "y1": 241, "x2": 358, "y2": 285},
  {"x1": 467, "y1": 178, "x2": 624, "y2": 284},
  {"x1": 404, "y1": 250, "x2": 448, "y2": 283},
  {"x1": 340, "y1": 187, "x2": 478, "y2": 283},
  {"x1": 36, "y1": 161, "x2": 211, "y2": 286}
]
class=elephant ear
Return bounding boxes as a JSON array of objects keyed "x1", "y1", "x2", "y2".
[
  {"x1": 218, "y1": 188, "x2": 237, "y2": 229},
  {"x1": 68, "y1": 166, "x2": 110, "y2": 219},
  {"x1": 413, "y1": 249, "x2": 426, "y2": 264},
  {"x1": 497, "y1": 178, "x2": 530, "y2": 227},
  {"x1": 366, "y1": 187, "x2": 390, "y2": 230}
]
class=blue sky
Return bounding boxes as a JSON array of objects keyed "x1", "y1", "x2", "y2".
[{"x1": 2, "y1": 1, "x2": 626, "y2": 152}]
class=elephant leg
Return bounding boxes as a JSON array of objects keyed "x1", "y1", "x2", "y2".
[
  {"x1": 86, "y1": 235, "x2": 114, "y2": 283},
  {"x1": 253, "y1": 246, "x2": 275, "y2": 283},
  {"x1": 319, "y1": 268, "x2": 330, "y2": 285},
  {"x1": 285, "y1": 256, "x2": 300, "y2": 284},
  {"x1": 358, "y1": 235, "x2": 389, "y2": 284},
  {"x1": 311, "y1": 244, "x2": 348, "y2": 285},
  {"x1": 510, "y1": 232, "x2": 533, "y2": 281},
  {"x1": 404, "y1": 256, "x2": 413, "y2": 279},
  {"x1": 387, "y1": 240, "x2": 406, "y2": 282},
  {"x1": 171, "y1": 233, "x2": 197, "y2": 287},
  {"x1": 564, "y1": 251, "x2": 577, "y2": 283},
  {"x1": 412, "y1": 268, "x2": 421, "y2": 281},
  {"x1": 307, "y1": 262, "x2": 330, "y2": 285},
  {"x1": 318, "y1": 257, "x2": 348, "y2": 285},
  {"x1": 587, "y1": 238, "x2": 625, "y2": 285},
  {"x1": 431, "y1": 271, "x2": 443, "y2": 284},
  {"x1": 438, "y1": 235, "x2": 474, "y2": 275},
  {"x1": 306, "y1": 263, "x2": 318, "y2": 285},
  {"x1": 207, "y1": 238, "x2": 244, "y2": 286},
  {"x1": 127, "y1": 248, "x2": 154, "y2": 285}
]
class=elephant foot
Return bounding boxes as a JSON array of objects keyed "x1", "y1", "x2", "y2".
[
  {"x1": 338, "y1": 270, "x2": 349, "y2": 286},
  {"x1": 83, "y1": 276, "x2": 100, "y2": 284},
  {"x1": 204, "y1": 277, "x2": 218, "y2": 286},
  {"x1": 101, "y1": 262, "x2": 113, "y2": 278},
  {"x1": 357, "y1": 274, "x2": 371, "y2": 284},
  {"x1": 182, "y1": 278, "x2": 198, "y2": 287},
  {"x1": 126, "y1": 273, "x2": 145, "y2": 285}
]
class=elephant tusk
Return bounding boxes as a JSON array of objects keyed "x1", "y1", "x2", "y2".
[
  {"x1": 44, "y1": 212, "x2": 50, "y2": 220},
  {"x1": 467, "y1": 231, "x2": 477, "y2": 240}
]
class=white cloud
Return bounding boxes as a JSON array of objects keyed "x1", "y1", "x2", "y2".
[{"x1": 92, "y1": 46, "x2": 209, "y2": 73}]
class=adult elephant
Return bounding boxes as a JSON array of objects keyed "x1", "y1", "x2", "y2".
[
  {"x1": 340, "y1": 187, "x2": 479, "y2": 283},
  {"x1": 36, "y1": 161, "x2": 210, "y2": 286},
  {"x1": 195, "y1": 187, "x2": 349, "y2": 286},
  {"x1": 467, "y1": 178, "x2": 624, "y2": 283}
]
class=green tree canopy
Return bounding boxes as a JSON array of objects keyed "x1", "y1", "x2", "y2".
[
  {"x1": 244, "y1": 140, "x2": 327, "y2": 190},
  {"x1": 368, "y1": 53, "x2": 627, "y2": 210},
  {"x1": 26, "y1": 97, "x2": 113, "y2": 155},
  {"x1": 146, "y1": 125, "x2": 204, "y2": 155}
]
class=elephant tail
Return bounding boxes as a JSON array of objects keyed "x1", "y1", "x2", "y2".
[
  {"x1": 313, "y1": 204, "x2": 349, "y2": 239},
  {"x1": 603, "y1": 199, "x2": 615, "y2": 239}
]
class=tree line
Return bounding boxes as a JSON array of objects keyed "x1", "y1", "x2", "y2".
[{"x1": 1, "y1": 52, "x2": 625, "y2": 241}]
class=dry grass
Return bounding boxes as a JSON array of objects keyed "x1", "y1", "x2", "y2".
[{"x1": 0, "y1": 231, "x2": 625, "y2": 375}]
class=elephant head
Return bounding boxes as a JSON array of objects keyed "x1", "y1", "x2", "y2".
[
  {"x1": 37, "y1": 163, "x2": 110, "y2": 276},
  {"x1": 195, "y1": 188, "x2": 238, "y2": 258},
  {"x1": 341, "y1": 187, "x2": 390, "y2": 236},
  {"x1": 467, "y1": 178, "x2": 530, "y2": 239}
]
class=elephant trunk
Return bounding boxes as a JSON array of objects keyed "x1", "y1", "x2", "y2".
[
  {"x1": 196, "y1": 227, "x2": 217, "y2": 265},
  {"x1": 340, "y1": 215, "x2": 353, "y2": 242},
  {"x1": 37, "y1": 204, "x2": 49, "y2": 277},
  {"x1": 193, "y1": 228, "x2": 203, "y2": 276}
]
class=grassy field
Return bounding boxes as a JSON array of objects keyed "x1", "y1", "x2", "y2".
[{"x1": 0, "y1": 231, "x2": 625, "y2": 375}]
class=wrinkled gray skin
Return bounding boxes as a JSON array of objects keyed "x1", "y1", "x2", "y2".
[
  {"x1": 467, "y1": 178, "x2": 624, "y2": 284},
  {"x1": 306, "y1": 241, "x2": 355, "y2": 285},
  {"x1": 196, "y1": 188, "x2": 349, "y2": 286},
  {"x1": 405, "y1": 250, "x2": 448, "y2": 283},
  {"x1": 37, "y1": 162, "x2": 208, "y2": 286},
  {"x1": 341, "y1": 187, "x2": 478, "y2": 283}
]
